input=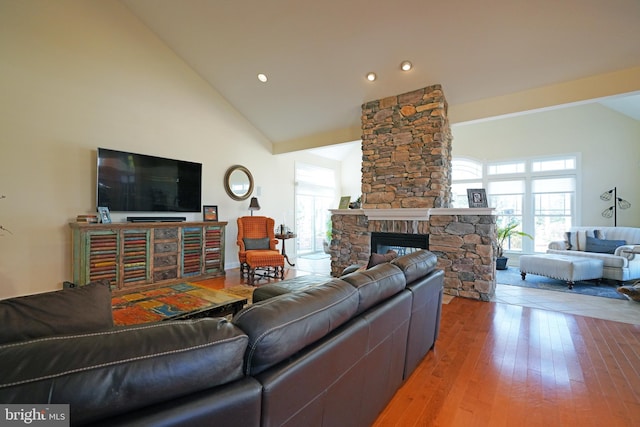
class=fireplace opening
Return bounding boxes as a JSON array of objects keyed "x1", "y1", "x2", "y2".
[{"x1": 370, "y1": 232, "x2": 429, "y2": 256}]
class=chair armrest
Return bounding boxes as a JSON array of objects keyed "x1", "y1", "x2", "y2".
[{"x1": 548, "y1": 240, "x2": 567, "y2": 250}]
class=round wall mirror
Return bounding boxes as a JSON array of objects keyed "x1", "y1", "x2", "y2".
[{"x1": 224, "y1": 165, "x2": 254, "y2": 201}]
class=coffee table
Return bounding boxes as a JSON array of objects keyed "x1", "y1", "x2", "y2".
[{"x1": 112, "y1": 282, "x2": 247, "y2": 326}]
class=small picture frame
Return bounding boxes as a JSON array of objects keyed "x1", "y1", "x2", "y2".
[
  {"x1": 97, "y1": 206, "x2": 112, "y2": 224},
  {"x1": 338, "y1": 196, "x2": 351, "y2": 209},
  {"x1": 203, "y1": 205, "x2": 218, "y2": 221},
  {"x1": 467, "y1": 189, "x2": 488, "y2": 208}
]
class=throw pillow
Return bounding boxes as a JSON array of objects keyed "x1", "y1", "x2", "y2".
[
  {"x1": 564, "y1": 229, "x2": 603, "y2": 251},
  {"x1": 585, "y1": 237, "x2": 626, "y2": 254},
  {"x1": 366, "y1": 250, "x2": 398, "y2": 269},
  {"x1": 0, "y1": 280, "x2": 114, "y2": 345},
  {"x1": 243, "y1": 237, "x2": 270, "y2": 250},
  {"x1": 564, "y1": 231, "x2": 585, "y2": 250}
]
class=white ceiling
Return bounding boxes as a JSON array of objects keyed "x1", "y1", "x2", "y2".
[{"x1": 122, "y1": 0, "x2": 640, "y2": 149}]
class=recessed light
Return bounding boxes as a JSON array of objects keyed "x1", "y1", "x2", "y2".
[
  {"x1": 366, "y1": 72, "x2": 377, "y2": 82},
  {"x1": 257, "y1": 73, "x2": 268, "y2": 83},
  {"x1": 400, "y1": 61, "x2": 412, "y2": 71}
]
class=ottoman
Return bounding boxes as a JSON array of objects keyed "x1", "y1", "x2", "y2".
[
  {"x1": 245, "y1": 250, "x2": 285, "y2": 285},
  {"x1": 519, "y1": 254, "x2": 603, "y2": 289}
]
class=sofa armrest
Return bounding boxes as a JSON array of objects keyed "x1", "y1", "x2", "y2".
[
  {"x1": 548, "y1": 240, "x2": 568, "y2": 250},
  {"x1": 615, "y1": 245, "x2": 640, "y2": 261}
]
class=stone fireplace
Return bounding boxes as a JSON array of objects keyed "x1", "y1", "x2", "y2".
[{"x1": 329, "y1": 84, "x2": 497, "y2": 301}]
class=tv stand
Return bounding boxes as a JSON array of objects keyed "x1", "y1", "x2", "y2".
[
  {"x1": 69, "y1": 221, "x2": 226, "y2": 294},
  {"x1": 127, "y1": 216, "x2": 186, "y2": 223}
]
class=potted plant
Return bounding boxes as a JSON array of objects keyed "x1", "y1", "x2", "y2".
[
  {"x1": 323, "y1": 218, "x2": 332, "y2": 254},
  {"x1": 496, "y1": 221, "x2": 532, "y2": 270}
]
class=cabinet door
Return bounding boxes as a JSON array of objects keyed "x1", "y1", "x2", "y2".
[
  {"x1": 204, "y1": 225, "x2": 224, "y2": 273},
  {"x1": 85, "y1": 230, "x2": 119, "y2": 288},
  {"x1": 121, "y1": 229, "x2": 150, "y2": 287},
  {"x1": 182, "y1": 227, "x2": 203, "y2": 277}
]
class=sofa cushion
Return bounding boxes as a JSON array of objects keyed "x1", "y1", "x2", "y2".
[
  {"x1": 233, "y1": 279, "x2": 359, "y2": 376},
  {"x1": 391, "y1": 250, "x2": 438, "y2": 284},
  {"x1": 243, "y1": 237, "x2": 270, "y2": 250},
  {"x1": 564, "y1": 230, "x2": 586, "y2": 250},
  {"x1": 252, "y1": 274, "x2": 331, "y2": 303},
  {"x1": 0, "y1": 280, "x2": 113, "y2": 344},
  {"x1": 585, "y1": 237, "x2": 626, "y2": 254},
  {"x1": 0, "y1": 318, "x2": 248, "y2": 425},
  {"x1": 341, "y1": 263, "x2": 406, "y2": 314}
]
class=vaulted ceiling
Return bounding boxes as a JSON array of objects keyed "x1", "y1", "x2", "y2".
[{"x1": 122, "y1": 0, "x2": 640, "y2": 152}]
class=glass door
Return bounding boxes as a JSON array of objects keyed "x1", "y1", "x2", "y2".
[{"x1": 294, "y1": 163, "x2": 336, "y2": 256}]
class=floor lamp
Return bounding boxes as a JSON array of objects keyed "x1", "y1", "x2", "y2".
[{"x1": 600, "y1": 187, "x2": 630, "y2": 226}]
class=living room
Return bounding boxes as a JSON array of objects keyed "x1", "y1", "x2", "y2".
[
  {"x1": 2, "y1": 0, "x2": 639, "y2": 301},
  {"x1": 2, "y1": 2, "x2": 640, "y2": 426}
]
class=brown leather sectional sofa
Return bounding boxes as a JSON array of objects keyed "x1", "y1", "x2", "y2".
[{"x1": 0, "y1": 250, "x2": 444, "y2": 426}]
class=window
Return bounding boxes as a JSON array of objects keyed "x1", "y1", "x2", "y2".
[
  {"x1": 451, "y1": 159, "x2": 483, "y2": 208},
  {"x1": 452, "y1": 155, "x2": 579, "y2": 254},
  {"x1": 532, "y1": 177, "x2": 574, "y2": 252}
]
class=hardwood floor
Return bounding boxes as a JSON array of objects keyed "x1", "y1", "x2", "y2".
[
  {"x1": 373, "y1": 297, "x2": 640, "y2": 427},
  {"x1": 199, "y1": 268, "x2": 640, "y2": 426}
]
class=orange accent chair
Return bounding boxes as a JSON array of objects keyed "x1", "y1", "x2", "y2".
[{"x1": 237, "y1": 216, "x2": 285, "y2": 285}]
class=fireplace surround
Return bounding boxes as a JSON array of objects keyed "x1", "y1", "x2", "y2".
[
  {"x1": 329, "y1": 208, "x2": 495, "y2": 301},
  {"x1": 328, "y1": 84, "x2": 497, "y2": 301}
]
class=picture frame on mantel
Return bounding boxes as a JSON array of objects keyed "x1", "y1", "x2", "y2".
[
  {"x1": 338, "y1": 196, "x2": 351, "y2": 209},
  {"x1": 203, "y1": 205, "x2": 218, "y2": 221},
  {"x1": 467, "y1": 189, "x2": 488, "y2": 208}
]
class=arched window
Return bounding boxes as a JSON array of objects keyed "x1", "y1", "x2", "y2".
[{"x1": 451, "y1": 158, "x2": 483, "y2": 208}]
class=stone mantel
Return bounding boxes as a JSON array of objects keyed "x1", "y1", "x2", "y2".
[{"x1": 330, "y1": 208, "x2": 495, "y2": 221}]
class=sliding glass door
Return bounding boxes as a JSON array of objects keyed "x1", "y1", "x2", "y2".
[{"x1": 294, "y1": 163, "x2": 336, "y2": 255}]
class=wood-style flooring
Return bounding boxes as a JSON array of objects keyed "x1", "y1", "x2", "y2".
[{"x1": 198, "y1": 269, "x2": 640, "y2": 427}]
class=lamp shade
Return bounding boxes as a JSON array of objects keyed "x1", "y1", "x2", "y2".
[{"x1": 248, "y1": 197, "x2": 260, "y2": 215}]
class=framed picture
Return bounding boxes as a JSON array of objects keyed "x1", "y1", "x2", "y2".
[
  {"x1": 338, "y1": 196, "x2": 351, "y2": 209},
  {"x1": 97, "y1": 206, "x2": 112, "y2": 224},
  {"x1": 467, "y1": 189, "x2": 488, "y2": 208},
  {"x1": 203, "y1": 205, "x2": 218, "y2": 221}
]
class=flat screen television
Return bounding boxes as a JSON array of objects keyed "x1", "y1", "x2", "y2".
[{"x1": 97, "y1": 148, "x2": 202, "y2": 212}]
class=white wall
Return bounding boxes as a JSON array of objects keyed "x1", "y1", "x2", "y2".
[
  {"x1": 451, "y1": 103, "x2": 640, "y2": 227},
  {"x1": 0, "y1": 0, "x2": 328, "y2": 298},
  {"x1": 340, "y1": 143, "x2": 363, "y2": 202}
]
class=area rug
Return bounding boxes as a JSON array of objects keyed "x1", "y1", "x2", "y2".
[{"x1": 496, "y1": 267, "x2": 626, "y2": 300}]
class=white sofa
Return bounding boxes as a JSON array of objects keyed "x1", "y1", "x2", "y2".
[{"x1": 547, "y1": 226, "x2": 640, "y2": 282}]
